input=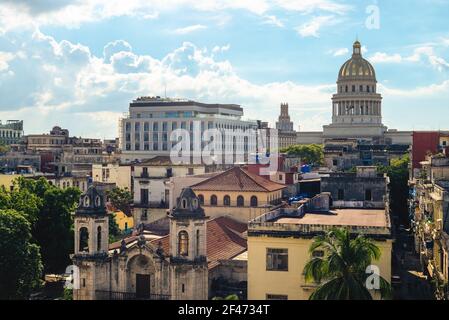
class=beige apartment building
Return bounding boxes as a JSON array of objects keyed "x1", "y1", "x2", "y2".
[{"x1": 248, "y1": 193, "x2": 392, "y2": 300}]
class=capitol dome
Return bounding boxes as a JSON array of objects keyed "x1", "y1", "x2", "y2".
[{"x1": 338, "y1": 41, "x2": 376, "y2": 82}]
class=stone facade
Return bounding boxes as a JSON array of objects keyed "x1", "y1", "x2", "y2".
[{"x1": 72, "y1": 185, "x2": 208, "y2": 300}]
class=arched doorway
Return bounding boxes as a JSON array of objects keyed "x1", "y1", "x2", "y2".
[{"x1": 126, "y1": 254, "x2": 156, "y2": 299}]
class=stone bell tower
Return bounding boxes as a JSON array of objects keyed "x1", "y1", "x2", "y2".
[
  {"x1": 169, "y1": 188, "x2": 208, "y2": 300},
  {"x1": 72, "y1": 185, "x2": 109, "y2": 300}
]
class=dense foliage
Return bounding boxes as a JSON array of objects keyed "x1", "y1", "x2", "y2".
[
  {"x1": 107, "y1": 187, "x2": 133, "y2": 216},
  {"x1": 281, "y1": 144, "x2": 324, "y2": 166},
  {"x1": 0, "y1": 177, "x2": 80, "y2": 275},
  {"x1": 0, "y1": 209, "x2": 43, "y2": 299}
]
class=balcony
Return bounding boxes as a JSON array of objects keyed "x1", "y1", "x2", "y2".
[{"x1": 95, "y1": 290, "x2": 170, "y2": 300}]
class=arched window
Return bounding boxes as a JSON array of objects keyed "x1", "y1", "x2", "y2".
[
  {"x1": 237, "y1": 196, "x2": 244, "y2": 207},
  {"x1": 210, "y1": 195, "x2": 217, "y2": 206},
  {"x1": 97, "y1": 226, "x2": 102, "y2": 252},
  {"x1": 95, "y1": 196, "x2": 101, "y2": 207},
  {"x1": 223, "y1": 195, "x2": 231, "y2": 206},
  {"x1": 359, "y1": 85, "x2": 363, "y2": 92},
  {"x1": 250, "y1": 196, "x2": 258, "y2": 207},
  {"x1": 181, "y1": 198, "x2": 187, "y2": 209},
  {"x1": 178, "y1": 231, "x2": 189, "y2": 256},
  {"x1": 198, "y1": 194, "x2": 204, "y2": 205},
  {"x1": 79, "y1": 227, "x2": 89, "y2": 253},
  {"x1": 83, "y1": 195, "x2": 90, "y2": 207}
]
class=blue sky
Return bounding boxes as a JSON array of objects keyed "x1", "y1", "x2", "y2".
[{"x1": 0, "y1": 0, "x2": 448, "y2": 138}]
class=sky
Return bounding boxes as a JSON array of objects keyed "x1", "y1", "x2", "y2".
[{"x1": 0, "y1": 0, "x2": 448, "y2": 139}]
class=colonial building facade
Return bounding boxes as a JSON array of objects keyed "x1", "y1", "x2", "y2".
[{"x1": 72, "y1": 185, "x2": 247, "y2": 300}]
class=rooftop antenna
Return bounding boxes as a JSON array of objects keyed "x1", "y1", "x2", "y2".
[{"x1": 164, "y1": 84, "x2": 167, "y2": 99}]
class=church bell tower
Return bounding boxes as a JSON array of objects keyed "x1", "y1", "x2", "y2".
[{"x1": 169, "y1": 188, "x2": 208, "y2": 300}]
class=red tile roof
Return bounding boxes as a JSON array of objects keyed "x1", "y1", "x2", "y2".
[
  {"x1": 150, "y1": 216, "x2": 247, "y2": 270},
  {"x1": 109, "y1": 216, "x2": 247, "y2": 270},
  {"x1": 190, "y1": 166, "x2": 285, "y2": 192}
]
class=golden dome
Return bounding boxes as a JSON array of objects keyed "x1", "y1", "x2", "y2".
[{"x1": 338, "y1": 41, "x2": 376, "y2": 82}]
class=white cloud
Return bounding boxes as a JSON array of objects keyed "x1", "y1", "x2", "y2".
[
  {"x1": 0, "y1": 51, "x2": 14, "y2": 71},
  {"x1": 330, "y1": 48, "x2": 349, "y2": 57},
  {"x1": 0, "y1": 29, "x2": 336, "y2": 137},
  {"x1": 212, "y1": 44, "x2": 231, "y2": 53},
  {"x1": 0, "y1": 0, "x2": 352, "y2": 30},
  {"x1": 173, "y1": 24, "x2": 208, "y2": 35},
  {"x1": 262, "y1": 15, "x2": 284, "y2": 28},
  {"x1": 274, "y1": 0, "x2": 350, "y2": 14},
  {"x1": 369, "y1": 45, "x2": 449, "y2": 72},
  {"x1": 369, "y1": 52, "x2": 403, "y2": 63},
  {"x1": 296, "y1": 15, "x2": 335, "y2": 38}
]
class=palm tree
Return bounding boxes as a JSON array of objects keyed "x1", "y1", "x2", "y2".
[{"x1": 303, "y1": 228, "x2": 392, "y2": 300}]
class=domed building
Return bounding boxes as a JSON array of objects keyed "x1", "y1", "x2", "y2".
[
  {"x1": 323, "y1": 40, "x2": 387, "y2": 139},
  {"x1": 296, "y1": 40, "x2": 412, "y2": 169}
]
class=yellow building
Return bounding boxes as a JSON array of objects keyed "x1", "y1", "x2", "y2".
[
  {"x1": 105, "y1": 203, "x2": 134, "y2": 233},
  {"x1": 0, "y1": 174, "x2": 20, "y2": 191},
  {"x1": 248, "y1": 193, "x2": 392, "y2": 300},
  {"x1": 191, "y1": 167, "x2": 286, "y2": 223}
]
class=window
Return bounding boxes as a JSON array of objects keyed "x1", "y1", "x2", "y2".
[
  {"x1": 367, "y1": 85, "x2": 370, "y2": 93},
  {"x1": 266, "y1": 248, "x2": 288, "y2": 271},
  {"x1": 237, "y1": 196, "x2": 244, "y2": 207},
  {"x1": 181, "y1": 198, "x2": 187, "y2": 209},
  {"x1": 153, "y1": 122, "x2": 159, "y2": 131},
  {"x1": 141, "y1": 189, "x2": 149, "y2": 205},
  {"x1": 266, "y1": 294, "x2": 288, "y2": 300},
  {"x1": 97, "y1": 226, "x2": 102, "y2": 251},
  {"x1": 279, "y1": 174, "x2": 283, "y2": 181},
  {"x1": 223, "y1": 195, "x2": 231, "y2": 206},
  {"x1": 188, "y1": 168, "x2": 194, "y2": 175},
  {"x1": 79, "y1": 227, "x2": 89, "y2": 253},
  {"x1": 443, "y1": 141, "x2": 447, "y2": 146},
  {"x1": 365, "y1": 189, "x2": 372, "y2": 201},
  {"x1": 250, "y1": 196, "x2": 258, "y2": 207},
  {"x1": 162, "y1": 122, "x2": 168, "y2": 131},
  {"x1": 338, "y1": 189, "x2": 344, "y2": 201},
  {"x1": 333, "y1": 159, "x2": 338, "y2": 166},
  {"x1": 210, "y1": 195, "x2": 217, "y2": 206},
  {"x1": 359, "y1": 85, "x2": 363, "y2": 92},
  {"x1": 178, "y1": 231, "x2": 189, "y2": 256},
  {"x1": 198, "y1": 194, "x2": 204, "y2": 205},
  {"x1": 352, "y1": 85, "x2": 355, "y2": 92}
]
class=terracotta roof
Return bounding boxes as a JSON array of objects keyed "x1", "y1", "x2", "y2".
[
  {"x1": 191, "y1": 167, "x2": 286, "y2": 192},
  {"x1": 149, "y1": 216, "x2": 247, "y2": 270}
]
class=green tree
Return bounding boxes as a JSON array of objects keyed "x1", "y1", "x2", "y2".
[
  {"x1": 281, "y1": 144, "x2": 324, "y2": 166},
  {"x1": 0, "y1": 209, "x2": 43, "y2": 299},
  {"x1": 378, "y1": 155, "x2": 410, "y2": 227},
  {"x1": 303, "y1": 228, "x2": 392, "y2": 300},
  {"x1": 107, "y1": 187, "x2": 132, "y2": 216},
  {"x1": 108, "y1": 211, "x2": 121, "y2": 243},
  {"x1": 0, "y1": 177, "x2": 81, "y2": 274}
]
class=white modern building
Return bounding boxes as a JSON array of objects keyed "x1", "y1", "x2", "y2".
[{"x1": 119, "y1": 97, "x2": 260, "y2": 164}]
